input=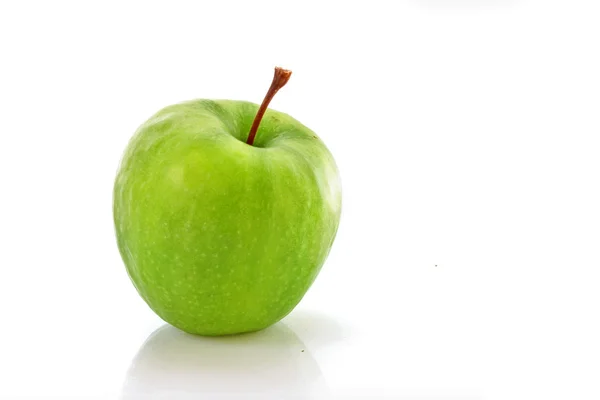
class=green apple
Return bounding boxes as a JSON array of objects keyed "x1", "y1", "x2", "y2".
[{"x1": 113, "y1": 68, "x2": 341, "y2": 336}]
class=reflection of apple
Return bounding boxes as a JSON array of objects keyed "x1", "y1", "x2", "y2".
[
  {"x1": 113, "y1": 67, "x2": 341, "y2": 335},
  {"x1": 121, "y1": 323, "x2": 329, "y2": 399}
]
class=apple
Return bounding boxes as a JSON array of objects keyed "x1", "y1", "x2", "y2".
[{"x1": 113, "y1": 67, "x2": 341, "y2": 336}]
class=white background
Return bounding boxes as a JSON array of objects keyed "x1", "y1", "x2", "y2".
[{"x1": 1, "y1": 1, "x2": 599, "y2": 399}]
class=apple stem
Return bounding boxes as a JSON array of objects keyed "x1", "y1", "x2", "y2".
[{"x1": 246, "y1": 67, "x2": 292, "y2": 146}]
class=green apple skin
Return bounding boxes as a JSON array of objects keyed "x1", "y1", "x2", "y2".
[{"x1": 113, "y1": 100, "x2": 341, "y2": 336}]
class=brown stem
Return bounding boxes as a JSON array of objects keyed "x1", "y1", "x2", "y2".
[{"x1": 246, "y1": 67, "x2": 292, "y2": 146}]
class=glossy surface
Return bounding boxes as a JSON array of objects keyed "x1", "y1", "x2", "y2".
[
  {"x1": 121, "y1": 321, "x2": 329, "y2": 399},
  {"x1": 113, "y1": 100, "x2": 341, "y2": 335}
]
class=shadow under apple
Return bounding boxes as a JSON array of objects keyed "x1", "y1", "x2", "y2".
[{"x1": 121, "y1": 320, "x2": 330, "y2": 399}]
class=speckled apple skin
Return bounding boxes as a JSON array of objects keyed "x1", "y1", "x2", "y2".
[{"x1": 113, "y1": 100, "x2": 341, "y2": 336}]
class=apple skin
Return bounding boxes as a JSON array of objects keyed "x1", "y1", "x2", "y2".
[{"x1": 113, "y1": 99, "x2": 341, "y2": 336}]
